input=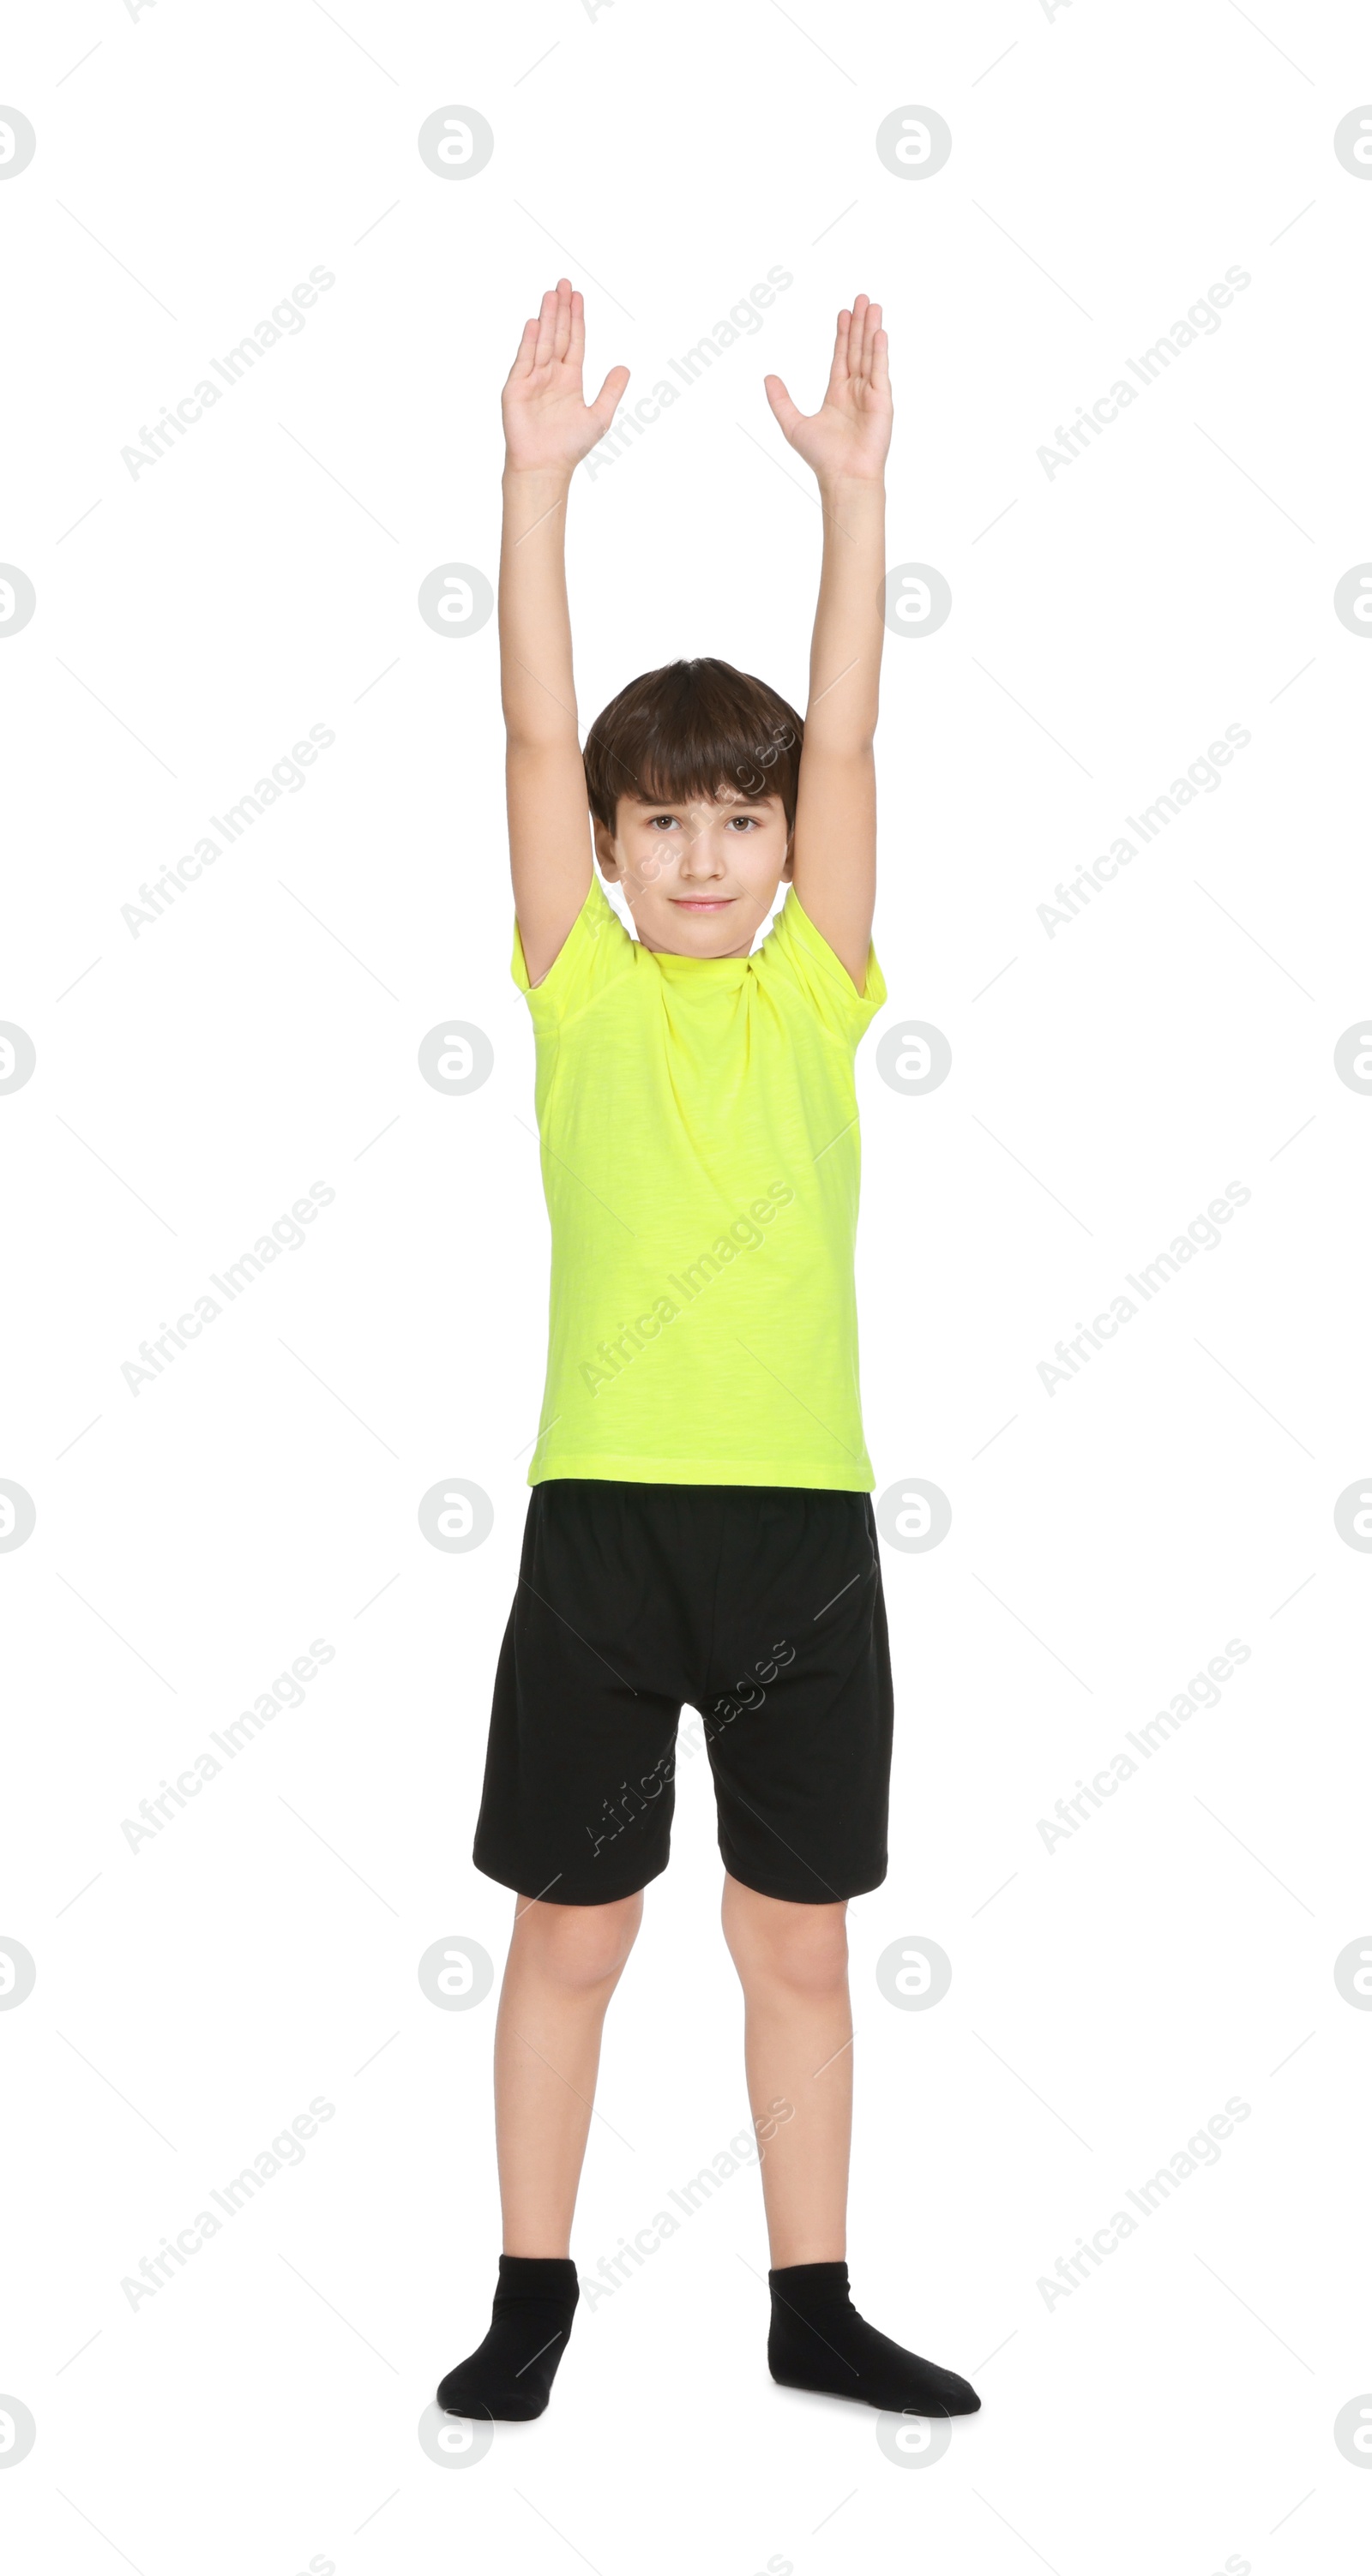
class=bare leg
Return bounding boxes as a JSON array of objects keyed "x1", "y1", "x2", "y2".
[
  {"x1": 494, "y1": 1888, "x2": 643, "y2": 2256},
  {"x1": 719, "y1": 1873, "x2": 851, "y2": 2266}
]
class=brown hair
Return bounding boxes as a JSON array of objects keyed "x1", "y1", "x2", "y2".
[{"x1": 582, "y1": 658, "x2": 803, "y2": 834}]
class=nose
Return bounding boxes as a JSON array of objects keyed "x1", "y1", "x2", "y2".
[{"x1": 678, "y1": 816, "x2": 728, "y2": 881}]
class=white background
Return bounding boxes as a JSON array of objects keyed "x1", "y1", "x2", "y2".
[{"x1": 3, "y1": 1, "x2": 1371, "y2": 2569}]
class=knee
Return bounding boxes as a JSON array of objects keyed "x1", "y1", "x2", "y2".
[
  {"x1": 768, "y1": 1918, "x2": 850, "y2": 2001},
  {"x1": 725, "y1": 1890, "x2": 849, "y2": 2000},
  {"x1": 519, "y1": 1891, "x2": 642, "y2": 1991}
]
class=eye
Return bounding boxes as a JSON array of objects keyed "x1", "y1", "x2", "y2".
[
  {"x1": 728, "y1": 814, "x2": 761, "y2": 831},
  {"x1": 647, "y1": 813, "x2": 679, "y2": 831}
]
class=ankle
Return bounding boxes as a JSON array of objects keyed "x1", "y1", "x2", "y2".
[{"x1": 496, "y1": 2252, "x2": 579, "y2": 2298}]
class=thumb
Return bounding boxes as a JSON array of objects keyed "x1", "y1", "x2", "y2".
[
  {"x1": 763, "y1": 373, "x2": 803, "y2": 442},
  {"x1": 589, "y1": 364, "x2": 630, "y2": 435}
]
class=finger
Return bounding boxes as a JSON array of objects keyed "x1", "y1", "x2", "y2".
[
  {"x1": 504, "y1": 314, "x2": 539, "y2": 387},
  {"x1": 870, "y1": 325, "x2": 891, "y2": 396},
  {"x1": 827, "y1": 308, "x2": 851, "y2": 396},
  {"x1": 851, "y1": 294, "x2": 872, "y2": 381},
  {"x1": 533, "y1": 287, "x2": 558, "y2": 370},
  {"x1": 763, "y1": 372, "x2": 805, "y2": 442},
  {"x1": 569, "y1": 287, "x2": 586, "y2": 370},
  {"x1": 552, "y1": 275, "x2": 574, "y2": 364},
  {"x1": 859, "y1": 300, "x2": 881, "y2": 386},
  {"x1": 588, "y1": 363, "x2": 631, "y2": 435}
]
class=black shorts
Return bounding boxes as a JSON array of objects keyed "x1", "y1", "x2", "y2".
[{"x1": 472, "y1": 1480, "x2": 894, "y2": 1907}]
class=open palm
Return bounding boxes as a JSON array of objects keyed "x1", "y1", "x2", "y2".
[
  {"x1": 502, "y1": 278, "x2": 629, "y2": 474},
  {"x1": 764, "y1": 295, "x2": 892, "y2": 483}
]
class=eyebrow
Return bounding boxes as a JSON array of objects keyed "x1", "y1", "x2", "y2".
[{"x1": 632, "y1": 794, "x2": 776, "y2": 812}]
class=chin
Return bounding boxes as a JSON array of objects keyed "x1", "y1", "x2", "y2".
[{"x1": 684, "y1": 911, "x2": 741, "y2": 936}]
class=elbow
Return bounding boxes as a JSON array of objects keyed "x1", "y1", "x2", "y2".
[
  {"x1": 803, "y1": 694, "x2": 880, "y2": 760},
  {"x1": 503, "y1": 714, "x2": 580, "y2": 754},
  {"x1": 802, "y1": 729, "x2": 877, "y2": 767}
]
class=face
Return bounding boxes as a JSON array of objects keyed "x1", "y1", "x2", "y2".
[{"x1": 594, "y1": 790, "x2": 791, "y2": 958}]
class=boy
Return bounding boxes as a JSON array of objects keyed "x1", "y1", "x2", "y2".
[{"x1": 437, "y1": 280, "x2": 980, "y2": 2424}]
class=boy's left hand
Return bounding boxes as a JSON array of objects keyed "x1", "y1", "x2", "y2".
[{"x1": 763, "y1": 294, "x2": 892, "y2": 486}]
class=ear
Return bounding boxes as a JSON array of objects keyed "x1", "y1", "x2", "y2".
[
  {"x1": 593, "y1": 818, "x2": 620, "y2": 878},
  {"x1": 780, "y1": 833, "x2": 795, "y2": 880}
]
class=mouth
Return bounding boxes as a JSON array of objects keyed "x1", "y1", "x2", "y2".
[{"x1": 670, "y1": 898, "x2": 736, "y2": 913}]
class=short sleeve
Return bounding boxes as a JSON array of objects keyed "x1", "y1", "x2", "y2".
[
  {"x1": 755, "y1": 887, "x2": 887, "y2": 1047},
  {"x1": 512, "y1": 870, "x2": 637, "y2": 1026}
]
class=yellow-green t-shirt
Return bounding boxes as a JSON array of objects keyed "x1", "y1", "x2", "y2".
[{"x1": 514, "y1": 870, "x2": 887, "y2": 1490}]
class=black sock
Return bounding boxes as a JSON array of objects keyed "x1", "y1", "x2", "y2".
[
  {"x1": 436, "y1": 2254, "x2": 580, "y2": 2422},
  {"x1": 767, "y1": 2261, "x2": 981, "y2": 2416}
]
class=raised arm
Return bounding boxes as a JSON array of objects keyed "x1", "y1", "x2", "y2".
[
  {"x1": 500, "y1": 279, "x2": 629, "y2": 986},
  {"x1": 763, "y1": 297, "x2": 892, "y2": 993}
]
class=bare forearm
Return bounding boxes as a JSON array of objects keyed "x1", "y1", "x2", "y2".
[
  {"x1": 499, "y1": 465, "x2": 578, "y2": 747},
  {"x1": 806, "y1": 475, "x2": 887, "y2": 754}
]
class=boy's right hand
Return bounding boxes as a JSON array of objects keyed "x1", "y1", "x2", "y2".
[{"x1": 502, "y1": 279, "x2": 629, "y2": 475}]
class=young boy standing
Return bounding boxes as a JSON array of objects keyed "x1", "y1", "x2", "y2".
[{"x1": 437, "y1": 279, "x2": 980, "y2": 2425}]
